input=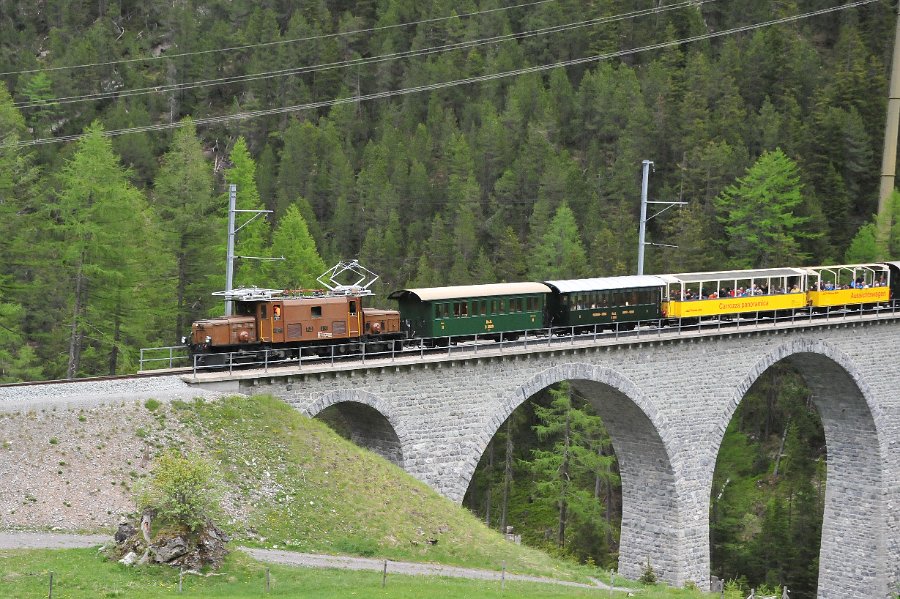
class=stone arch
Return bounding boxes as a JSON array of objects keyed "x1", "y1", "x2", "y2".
[
  {"x1": 712, "y1": 338, "x2": 888, "y2": 598},
  {"x1": 463, "y1": 362, "x2": 684, "y2": 585},
  {"x1": 305, "y1": 390, "x2": 408, "y2": 468}
]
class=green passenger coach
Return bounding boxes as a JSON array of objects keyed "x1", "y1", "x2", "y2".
[
  {"x1": 544, "y1": 276, "x2": 666, "y2": 329},
  {"x1": 388, "y1": 282, "x2": 551, "y2": 341}
]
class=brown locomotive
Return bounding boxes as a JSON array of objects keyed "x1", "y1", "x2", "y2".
[{"x1": 188, "y1": 262, "x2": 402, "y2": 365}]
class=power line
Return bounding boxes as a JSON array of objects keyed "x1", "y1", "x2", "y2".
[
  {"x1": 13, "y1": 0, "x2": 716, "y2": 110},
  {"x1": 0, "y1": 0, "x2": 556, "y2": 77},
  {"x1": 15, "y1": 0, "x2": 878, "y2": 148}
]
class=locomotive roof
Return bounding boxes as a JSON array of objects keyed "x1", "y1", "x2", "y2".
[
  {"x1": 657, "y1": 267, "x2": 806, "y2": 284},
  {"x1": 388, "y1": 282, "x2": 551, "y2": 302},
  {"x1": 544, "y1": 275, "x2": 667, "y2": 293}
]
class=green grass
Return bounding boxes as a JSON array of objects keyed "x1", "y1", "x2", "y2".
[
  {"x1": 171, "y1": 395, "x2": 597, "y2": 582},
  {"x1": 0, "y1": 548, "x2": 716, "y2": 598}
]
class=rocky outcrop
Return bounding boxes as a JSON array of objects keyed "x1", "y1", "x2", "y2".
[{"x1": 113, "y1": 517, "x2": 229, "y2": 570}]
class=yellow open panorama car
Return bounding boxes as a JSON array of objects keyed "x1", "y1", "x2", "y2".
[
  {"x1": 658, "y1": 264, "x2": 893, "y2": 320},
  {"x1": 660, "y1": 268, "x2": 809, "y2": 319},
  {"x1": 804, "y1": 263, "x2": 890, "y2": 307}
]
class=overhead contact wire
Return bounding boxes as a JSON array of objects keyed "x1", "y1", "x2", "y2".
[
  {"x1": 15, "y1": 0, "x2": 877, "y2": 148},
  {"x1": 14, "y1": 0, "x2": 715, "y2": 109},
  {"x1": 0, "y1": 0, "x2": 556, "y2": 77}
]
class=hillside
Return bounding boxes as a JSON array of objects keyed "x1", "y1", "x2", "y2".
[
  {"x1": 0, "y1": 393, "x2": 587, "y2": 580},
  {"x1": 0, "y1": 0, "x2": 897, "y2": 381}
]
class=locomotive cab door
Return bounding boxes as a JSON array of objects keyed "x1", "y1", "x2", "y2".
[
  {"x1": 348, "y1": 300, "x2": 360, "y2": 336},
  {"x1": 258, "y1": 302, "x2": 286, "y2": 343}
]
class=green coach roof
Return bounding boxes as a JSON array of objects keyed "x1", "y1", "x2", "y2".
[{"x1": 388, "y1": 282, "x2": 551, "y2": 302}]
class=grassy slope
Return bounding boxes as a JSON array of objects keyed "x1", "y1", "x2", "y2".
[
  {"x1": 173, "y1": 395, "x2": 588, "y2": 581},
  {"x1": 0, "y1": 394, "x2": 722, "y2": 597}
]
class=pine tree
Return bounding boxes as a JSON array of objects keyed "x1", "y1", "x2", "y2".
[
  {"x1": 225, "y1": 137, "x2": 271, "y2": 287},
  {"x1": 153, "y1": 117, "x2": 220, "y2": 340},
  {"x1": 714, "y1": 149, "x2": 814, "y2": 269},
  {"x1": 277, "y1": 121, "x2": 321, "y2": 242},
  {"x1": 530, "y1": 383, "x2": 614, "y2": 552},
  {"x1": 51, "y1": 122, "x2": 156, "y2": 377},
  {"x1": 265, "y1": 204, "x2": 326, "y2": 289},
  {"x1": 530, "y1": 202, "x2": 588, "y2": 280}
]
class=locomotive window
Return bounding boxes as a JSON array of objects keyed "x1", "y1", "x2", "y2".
[
  {"x1": 311, "y1": 306, "x2": 322, "y2": 318},
  {"x1": 349, "y1": 301, "x2": 357, "y2": 315},
  {"x1": 260, "y1": 305, "x2": 267, "y2": 319}
]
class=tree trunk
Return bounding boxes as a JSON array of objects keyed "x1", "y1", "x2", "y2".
[
  {"x1": 176, "y1": 246, "x2": 186, "y2": 341},
  {"x1": 500, "y1": 418, "x2": 513, "y2": 533},
  {"x1": 66, "y1": 256, "x2": 86, "y2": 379},
  {"x1": 557, "y1": 400, "x2": 571, "y2": 549},
  {"x1": 108, "y1": 310, "x2": 121, "y2": 375},
  {"x1": 484, "y1": 440, "x2": 493, "y2": 527},
  {"x1": 772, "y1": 418, "x2": 791, "y2": 478}
]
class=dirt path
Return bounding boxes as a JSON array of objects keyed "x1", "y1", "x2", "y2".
[
  {"x1": 0, "y1": 531, "x2": 109, "y2": 549},
  {"x1": 0, "y1": 532, "x2": 636, "y2": 593}
]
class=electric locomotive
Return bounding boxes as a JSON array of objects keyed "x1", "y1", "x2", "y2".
[{"x1": 187, "y1": 261, "x2": 402, "y2": 365}]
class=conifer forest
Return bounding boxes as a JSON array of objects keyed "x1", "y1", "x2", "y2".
[{"x1": 1, "y1": 1, "x2": 897, "y2": 596}]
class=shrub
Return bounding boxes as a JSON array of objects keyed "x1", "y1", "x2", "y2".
[
  {"x1": 639, "y1": 557, "x2": 657, "y2": 585},
  {"x1": 144, "y1": 398, "x2": 161, "y2": 412},
  {"x1": 135, "y1": 450, "x2": 221, "y2": 532}
]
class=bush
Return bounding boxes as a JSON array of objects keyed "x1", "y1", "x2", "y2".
[
  {"x1": 639, "y1": 557, "x2": 657, "y2": 585},
  {"x1": 136, "y1": 450, "x2": 221, "y2": 532}
]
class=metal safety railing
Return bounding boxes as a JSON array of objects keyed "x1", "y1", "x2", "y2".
[{"x1": 139, "y1": 300, "x2": 900, "y2": 377}]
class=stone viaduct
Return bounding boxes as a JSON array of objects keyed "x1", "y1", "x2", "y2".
[{"x1": 188, "y1": 314, "x2": 900, "y2": 598}]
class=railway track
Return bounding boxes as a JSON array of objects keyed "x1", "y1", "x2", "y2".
[{"x1": 6, "y1": 304, "x2": 900, "y2": 387}]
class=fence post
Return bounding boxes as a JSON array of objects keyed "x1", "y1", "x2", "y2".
[
  {"x1": 178, "y1": 568, "x2": 183, "y2": 593},
  {"x1": 266, "y1": 567, "x2": 270, "y2": 592},
  {"x1": 501, "y1": 560, "x2": 506, "y2": 591},
  {"x1": 382, "y1": 560, "x2": 387, "y2": 587},
  {"x1": 48, "y1": 571, "x2": 53, "y2": 599}
]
